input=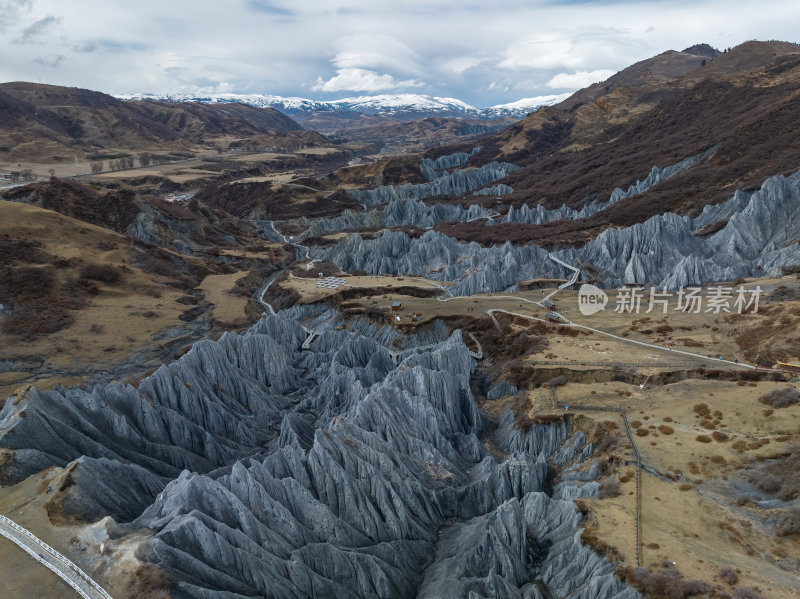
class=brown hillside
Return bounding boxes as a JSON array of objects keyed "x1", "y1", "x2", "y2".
[
  {"x1": 0, "y1": 82, "x2": 304, "y2": 159},
  {"x1": 1, "y1": 178, "x2": 257, "y2": 250},
  {"x1": 196, "y1": 181, "x2": 362, "y2": 220},
  {"x1": 436, "y1": 41, "x2": 800, "y2": 246},
  {"x1": 2, "y1": 179, "x2": 140, "y2": 232}
]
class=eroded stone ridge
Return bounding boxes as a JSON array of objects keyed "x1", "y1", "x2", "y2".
[
  {"x1": 324, "y1": 171, "x2": 800, "y2": 292},
  {"x1": 0, "y1": 313, "x2": 637, "y2": 598},
  {"x1": 348, "y1": 161, "x2": 519, "y2": 207},
  {"x1": 305, "y1": 148, "x2": 714, "y2": 240}
]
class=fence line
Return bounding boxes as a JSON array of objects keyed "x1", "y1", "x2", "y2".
[
  {"x1": 532, "y1": 360, "x2": 702, "y2": 369},
  {"x1": 619, "y1": 409, "x2": 643, "y2": 567},
  {"x1": 557, "y1": 402, "x2": 642, "y2": 566}
]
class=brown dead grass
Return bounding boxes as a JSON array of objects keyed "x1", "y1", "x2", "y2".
[
  {"x1": 125, "y1": 564, "x2": 171, "y2": 599},
  {"x1": 198, "y1": 271, "x2": 251, "y2": 323},
  {"x1": 0, "y1": 200, "x2": 206, "y2": 395},
  {"x1": 556, "y1": 376, "x2": 800, "y2": 598}
]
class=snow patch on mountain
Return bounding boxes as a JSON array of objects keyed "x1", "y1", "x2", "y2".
[
  {"x1": 484, "y1": 93, "x2": 572, "y2": 116},
  {"x1": 116, "y1": 92, "x2": 565, "y2": 118}
]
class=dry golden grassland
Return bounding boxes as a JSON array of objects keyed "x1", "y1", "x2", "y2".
[
  {"x1": 198, "y1": 272, "x2": 250, "y2": 324},
  {"x1": 0, "y1": 201, "x2": 209, "y2": 396},
  {"x1": 541, "y1": 376, "x2": 800, "y2": 598}
]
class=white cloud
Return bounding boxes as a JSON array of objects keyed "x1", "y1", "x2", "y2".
[
  {"x1": 15, "y1": 15, "x2": 60, "y2": 44},
  {"x1": 330, "y1": 33, "x2": 421, "y2": 75},
  {"x1": 442, "y1": 56, "x2": 483, "y2": 75},
  {"x1": 499, "y1": 33, "x2": 585, "y2": 70},
  {"x1": 311, "y1": 68, "x2": 424, "y2": 93},
  {"x1": 0, "y1": 0, "x2": 32, "y2": 33},
  {"x1": 545, "y1": 69, "x2": 617, "y2": 89},
  {"x1": 1, "y1": 0, "x2": 799, "y2": 106},
  {"x1": 33, "y1": 53, "x2": 65, "y2": 68}
]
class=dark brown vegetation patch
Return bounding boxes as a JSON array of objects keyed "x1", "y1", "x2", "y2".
[
  {"x1": 0, "y1": 265, "x2": 56, "y2": 302},
  {"x1": 617, "y1": 562, "x2": 708, "y2": 598},
  {"x1": 131, "y1": 242, "x2": 217, "y2": 287},
  {"x1": 597, "y1": 477, "x2": 621, "y2": 498},
  {"x1": 440, "y1": 314, "x2": 549, "y2": 379},
  {"x1": 543, "y1": 375, "x2": 567, "y2": 388},
  {"x1": 505, "y1": 78, "x2": 800, "y2": 221},
  {"x1": 79, "y1": 263, "x2": 123, "y2": 284},
  {"x1": 776, "y1": 507, "x2": 800, "y2": 537},
  {"x1": 196, "y1": 181, "x2": 361, "y2": 220},
  {"x1": 148, "y1": 198, "x2": 199, "y2": 221},
  {"x1": 125, "y1": 564, "x2": 172, "y2": 599},
  {"x1": 2, "y1": 297, "x2": 77, "y2": 337},
  {"x1": 0, "y1": 261, "x2": 110, "y2": 337},
  {"x1": 260, "y1": 273, "x2": 301, "y2": 312},
  {"x1": 0, "y1": 235, "x2": 51, "y2": 266},
  {"x1": 718, "y1": 566, "x2": 738, "y2": 586},
  {"x1": 759, "y1": 386, "x2": 799, "y2": 408},
  {"x1": 323, "y1": 285, "x2": 440, "y2": 305},
  {"x1": 741, "y1": 448, "x2": 800, "y2": 501},
  {"x1": 765, "y1": 285, "x2": 800, "y2": 303}
]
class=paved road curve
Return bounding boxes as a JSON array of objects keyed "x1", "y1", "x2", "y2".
[{"x1": 0, "y1": 515, "x2": 113, "y2": 599}]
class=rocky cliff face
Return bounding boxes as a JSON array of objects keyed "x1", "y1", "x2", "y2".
[
  {"x1": 1, "y1": 311, "x2": 637, "y2": 598},
  {"x1": 323, "y1": 170, "x2": 800, "y2": 292},
  {"x1": 348, "y1": 160, "x2": 519, "y2": 207},
  {"x1": 574, "y1": 170, "x2": 800, "y2": 288},
  {"x1": 500, "y1": 147, "x2": 717, "y2": 226},
  {"x1": 420, "y1": 147, "x2": 482, "y2": 180},
  {"x1": 304, "y1": 148, "x2": 713, "y2": 241},
  {"x1": 302, "y1": 198, "x2": 490, "y2": 238}
]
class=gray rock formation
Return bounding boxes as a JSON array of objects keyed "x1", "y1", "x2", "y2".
[
  {"x1": 323, "y1": 170, "x2": 800, "y2": 292},
  {"x1": 323, "y1": 229, "x2": 562, "y2": 295},
  {"x1": 0, "y1": 312, "x2": 637, "y2": 598},
  {"x1": 573, "y1": 170, "x2": 800, "y2": 288},
  {"x1": 126, "y1": 199, "x2": 241, "y2": 256},
  {"x1": 348, "y1": 161, "x2": 519, "y2": 207},
  {"x1": 420, "y1": 147, "x2": 482, "y2": 180},
  {"x1": 487, "y1": 380, "x2": 519, "y2": 400},
  {"x1": 301, "y1": 198, "x2": 490, "y2": 239},
  {"x1": 297, "y1": 148, "x2": 508, "y2": 238},
  {"x1": 303, "y1": 149, "x2": 713, "y2": 242},
  {"x1": 0, "y1": 448, "x2": 67, "y2": 485},
  {"x1": 50, "y1": 457, "x2": 167, "y2": 523},
  {"x1": 474, "y1": 183, "x2": 514, "y2": 196},
  {"x1": 499, "y1": 147, "x2": 717, "y2": 226}
]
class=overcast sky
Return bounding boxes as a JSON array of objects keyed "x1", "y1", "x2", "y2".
[{"x1": 1, "y1": 0, "x2": 799, "y2": 106}]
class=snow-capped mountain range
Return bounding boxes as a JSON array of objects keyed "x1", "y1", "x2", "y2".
[{"x1": 116, "y1": 92, "x2": 572, "y2": 119}]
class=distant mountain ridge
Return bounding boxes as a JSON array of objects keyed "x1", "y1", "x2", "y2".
[
  {"x1": 0, "y1": 82, "x2": 315, "y2": 159},
  {"x1": 116, "y1": 92, "x2": 572, "y2": 119}
]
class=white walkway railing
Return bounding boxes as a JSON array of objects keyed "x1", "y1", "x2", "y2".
[{"x1": 0, "y1": 514, "x2": 113, "y2": 599}]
